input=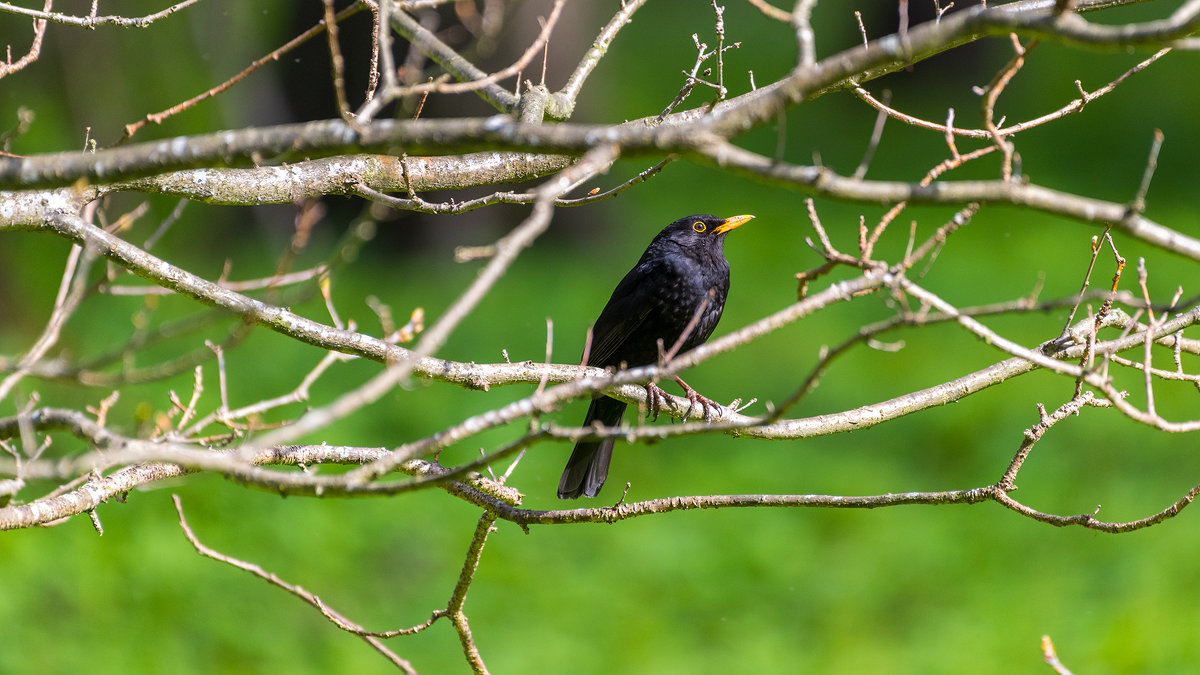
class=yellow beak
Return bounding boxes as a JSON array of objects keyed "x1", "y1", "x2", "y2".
[{"x1": 713, "y1": 214, "x2": 754, "y2": 235}]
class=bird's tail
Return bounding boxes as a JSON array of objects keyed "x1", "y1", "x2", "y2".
[{"x1": 558, "y1": 396, "x2": 626, "y2": 499}]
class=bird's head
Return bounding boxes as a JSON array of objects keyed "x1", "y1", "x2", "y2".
[
  {"x1": 656, "y1": 213, "x2": 755, "y2": 250},
  {"x1": 657, "y1": 212, "x2": 748, "y2": 241}
]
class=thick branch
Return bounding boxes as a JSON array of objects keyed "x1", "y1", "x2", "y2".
[
  {"x1": 2, "y1": 1, "x2": 1192, "y2": 192},
  {"x1": 116, "y1": 152, "x2": 574, "y2": 205}
]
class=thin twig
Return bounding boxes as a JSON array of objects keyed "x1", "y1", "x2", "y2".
[
  {"x1": 121, "y1": 3, "x2": 366, "y2": 140},
  {"x1": 0, "y1": 0, "x2": 199, "y2": 27},
  {"x1": 172, "y1": 495, "x2": 421, "y2": 672},
  {"x1": 851, "y1": 49, "x2": 1168, "y2": 140}
]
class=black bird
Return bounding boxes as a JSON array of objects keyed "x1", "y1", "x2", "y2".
[{"x1": 557, "y1": 213, "x2": 755, "y2": 499}]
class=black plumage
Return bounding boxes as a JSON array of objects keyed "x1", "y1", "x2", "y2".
[{"x1": 557, "y1": 213, "x2": 755, "y2": 499}]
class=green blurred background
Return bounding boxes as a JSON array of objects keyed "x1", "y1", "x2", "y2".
[{"x1": 2, "y1": 1, "x2": 1199, "y2": 672}]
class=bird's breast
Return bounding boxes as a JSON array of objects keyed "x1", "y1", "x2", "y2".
[{"x1": 638, "y1": 256, "x2": 729, "y2": 352}]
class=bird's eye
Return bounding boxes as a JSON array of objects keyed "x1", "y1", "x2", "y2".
[{"x1": 692, "y1": 221, "x2": 706, "y2": 233}]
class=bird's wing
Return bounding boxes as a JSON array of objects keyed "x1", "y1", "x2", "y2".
[
  {"x1": 584, "y1": 261, "x2": 659, "y2": 367},
  {"x1": 587, "y1": 304, "x2": 652, "y2": 367}
]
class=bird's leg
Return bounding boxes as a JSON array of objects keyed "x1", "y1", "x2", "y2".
[
  {"x1": 643, "y1": 381, "x2": 672, "y2": 422},
  {"x1": 674, "y1": 376, "x2": 722, "y2": 422}
]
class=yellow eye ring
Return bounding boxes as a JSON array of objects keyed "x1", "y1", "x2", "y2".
[{"x1": 692, "y1": 221, "x2": 706, "y2": 233}]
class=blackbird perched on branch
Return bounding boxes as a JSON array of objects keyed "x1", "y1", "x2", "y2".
[{"x1": 557, "y1": 213, "x2": 755, "y2": 499}]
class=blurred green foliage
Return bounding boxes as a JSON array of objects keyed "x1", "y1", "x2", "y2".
[{"x1": 2, "y1": 1, "x2": 1200, "y2": 673}]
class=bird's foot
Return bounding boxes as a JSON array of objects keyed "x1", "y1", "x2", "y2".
[
  {"x1": 644, "y1": 381, "x2": 671, "y2": 422},
  {"x1": 674, "y1": 376, "x2": 721, "y2": 422},
  {"x1": 645, "y1": 379, "x2": 723, "y2": 422}
]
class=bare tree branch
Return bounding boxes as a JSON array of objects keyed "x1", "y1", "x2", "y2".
[{"x1": 3, "y1": 1, "x2": 1199, "y2": 669}]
